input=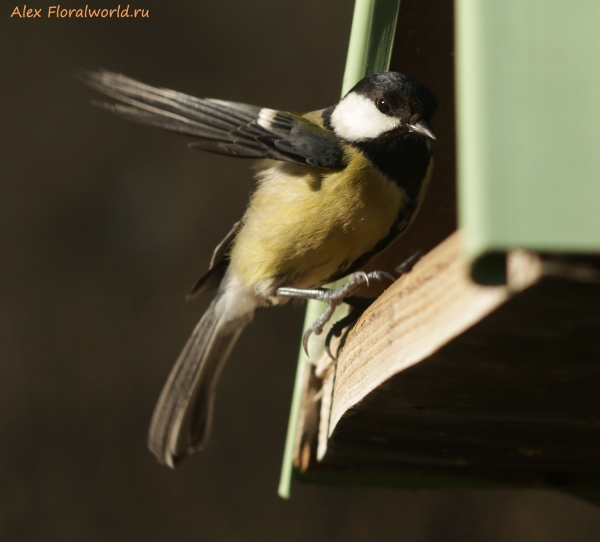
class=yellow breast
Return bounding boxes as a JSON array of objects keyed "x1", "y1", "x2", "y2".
[{"x1": 229, "y1": 151, "x2": 406, "y2": 296}]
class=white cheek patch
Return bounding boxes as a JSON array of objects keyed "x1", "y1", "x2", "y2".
[
  {"x1": 330, "y1": 93, "x2": 401, "y2": 142},
  {"x1": 257, "y1": 108, "x2": 278, "y2": 130}
]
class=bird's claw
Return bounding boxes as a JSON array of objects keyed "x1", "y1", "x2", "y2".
[
  {"x1": 300, "y1": 270, "x2": 396, "y2": 357},
  {"x1": 394, "y1": 250, "x2": 424, "y2": 275},
  {"x1": 302, "y1": 304, "x2": 336, "y2": 356}
]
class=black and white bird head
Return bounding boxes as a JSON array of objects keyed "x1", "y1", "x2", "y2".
[{"x1": 328, "y1": 72, "x2": 437, "y2": 144}]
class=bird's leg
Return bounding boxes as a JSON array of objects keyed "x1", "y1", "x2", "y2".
[
  {"x1": 276, "y1": 251, "x2": 425, "y2": 358},
  {"x1": 394, "y1": 249, "x2": 424, "y2": 275},
  {"x1": 323, "y1": 252, "x2": 425, "y2": 357},
  {"x1": 276, "y1": 270, "x2": 395, "y2": 356}
]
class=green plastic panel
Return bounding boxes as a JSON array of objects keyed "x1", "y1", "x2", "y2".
[{"x1": 456, "y1": 0, "x2": 600, "y2": 283}]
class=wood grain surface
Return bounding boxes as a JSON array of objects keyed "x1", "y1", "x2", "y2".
[{"x1": 295, "y1": 233, "x2": 600, "y2": 488}]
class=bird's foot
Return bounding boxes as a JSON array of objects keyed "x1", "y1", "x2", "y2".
[
  {"x1": 276, "y1": 270, "x2": 395, "y2": 356},
  {"x1": 322, "y1": 251, "x2": 425, "y2": 358},
  {"x1": 394, "y1": 250, "x2": 424, "y2": 275}
]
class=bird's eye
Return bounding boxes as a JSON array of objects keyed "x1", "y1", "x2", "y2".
[{"x1": 376, "y1": 98, "x2": 391, "y2": 114}]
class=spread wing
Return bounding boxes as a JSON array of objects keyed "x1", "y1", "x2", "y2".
[{"x1": 78, "y1": 70, "x2": 344, "y2": 169}]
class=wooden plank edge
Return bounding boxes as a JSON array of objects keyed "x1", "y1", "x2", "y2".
[{"x1": 316, "y1": 231, "x2": 543, "y2": 459}]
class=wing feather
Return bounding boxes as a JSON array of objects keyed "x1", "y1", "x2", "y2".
[{"x1": 78, "y1": 70, "x2": 344, "y2": 169}]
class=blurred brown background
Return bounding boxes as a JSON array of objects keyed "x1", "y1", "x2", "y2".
[{"x1": 2, "y1": 1, "x2": 600, "y2": 540}]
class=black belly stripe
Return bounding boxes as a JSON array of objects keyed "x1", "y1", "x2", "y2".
[
  {"x1": 326, "y1": 136, "x2": 431, "y2": 283},
  {"x1": 326, "y1": 192, "x2": 420, "y2": 283}
]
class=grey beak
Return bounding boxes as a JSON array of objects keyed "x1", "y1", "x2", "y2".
[{"x1": 408, "y1": 119, "x2": 436, "y2": 140}]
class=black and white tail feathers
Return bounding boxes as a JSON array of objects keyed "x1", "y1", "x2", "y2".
[{"x1": 148, "y1": 275, "x2": 256, "y2": 467}]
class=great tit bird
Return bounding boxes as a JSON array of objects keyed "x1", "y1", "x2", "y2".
[{"x1": 79, "y1": 70, "x2": 437, "y2": 467}]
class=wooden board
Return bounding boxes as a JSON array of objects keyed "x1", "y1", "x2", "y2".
[{"x1": 294, "y1": 232, "x2": 600, "y2": 489}]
